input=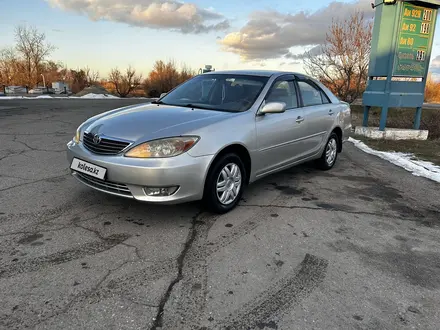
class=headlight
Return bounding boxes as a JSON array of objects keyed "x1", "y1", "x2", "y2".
[
  {"x1": 73, "y1": 126, "x2": 81, "y2": 143},
  {"x1": 124, "y1": 136, "x2": 199, "y2": 158}
]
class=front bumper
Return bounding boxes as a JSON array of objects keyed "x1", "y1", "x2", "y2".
[{"x1": 66, "y1": 140, "x2": 214, "y2": 204}]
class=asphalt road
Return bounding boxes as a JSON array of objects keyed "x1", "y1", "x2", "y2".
[{"x1": 1, "y1": 99, "x2": 440, "y2": 330}]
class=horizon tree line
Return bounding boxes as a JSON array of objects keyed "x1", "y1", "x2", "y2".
[{"x1": 1, "y1": 19, "x2": 439, "y2": 102}]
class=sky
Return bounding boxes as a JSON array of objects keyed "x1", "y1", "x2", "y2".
[{"x1": 0, "y1": 0, "x2": 439, "y2": 79}]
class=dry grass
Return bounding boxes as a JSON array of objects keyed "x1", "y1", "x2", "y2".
[
  {"x1": 425, "y1": 74, "x2": 440, "y2": 103},
  {"x1": 351, "y1": 104, "x2": 440, "y2": 165},
  {"x1": 351, "y1": 105, "x2": 440, "y2": 139},
  {"x1": 354, "y1": 136, "x2": 440, "y2": 166}
]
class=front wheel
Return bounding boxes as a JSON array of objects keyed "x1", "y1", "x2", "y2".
[
  {"x1": 203, "y1": 153, "x2": 246, "y2": 214},
  {"x1": 316, "y1": 132, "x2": 339, "y2": 170}
]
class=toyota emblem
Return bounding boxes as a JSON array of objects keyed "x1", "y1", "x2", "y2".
[{"x1": 93, "y1": 134, "x2": 101, "y2": 144}]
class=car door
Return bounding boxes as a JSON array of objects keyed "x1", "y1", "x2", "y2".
[
  {"x1": 254, "y1": 75, "x2": 308, "y2": 177},
  {"x1": 296, "y1": 79, "x2": 335, "y2": 155}
]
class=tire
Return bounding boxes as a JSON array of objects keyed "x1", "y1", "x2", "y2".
[
  {"x1": 203, "y1": 153, "x2": 246, "y2": 214},
  {"x1": 316, "y1": 132, "x2": 339, "y2": 170}
]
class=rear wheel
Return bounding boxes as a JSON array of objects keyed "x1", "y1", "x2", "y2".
[
  {"x1": 316, "y1": 132, "x2": 339, "y2": 170},
  {"x1": 203, "y1": 153, "x2": 246, "y2": 214}
]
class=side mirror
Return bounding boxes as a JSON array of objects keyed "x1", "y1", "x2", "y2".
[
  {"x1": 259, "y1": 102, "x2": 286, "y2": 115},
  {"x1": 160, "y1": 92, "x2": 167, "y2": 98}
]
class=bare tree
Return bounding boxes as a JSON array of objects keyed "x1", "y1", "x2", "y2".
[
  {"x1": 70, "y1": 69, "x2": 88, "y2": 94},
  {"x1": 0, "y1": 48, "x2": 18, "y2": 85},
  {"x1": 143, "y1": 60, "x2": 195, "y2": 97},
  {"x1": 84, "y1": 66, "x2": 100, "y2": 86},
  {"x1": 14, "y1": 25, "x2": 55, "y2": 86},
  {"x1": 178, "y1": 63, "x2": 197, "y2": 84},
  {"x1": 109, "y1": 66, "x2": 142, "y2": 97},
  {"x1": 1, "y1": 47, "x2": 62, "y2": 88},
  {"x1": 39, "y1": 60, "x2": 64, "y2": 86},
  {"x1": 303, "y1": 11, "x2": 373, "y2": 103}
]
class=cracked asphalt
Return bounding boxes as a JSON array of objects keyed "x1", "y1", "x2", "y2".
[{"x1": 1, "y1": 99, "x2": 440, "y2": 330}]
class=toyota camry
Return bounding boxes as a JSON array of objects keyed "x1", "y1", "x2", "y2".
[{"x1": 67, "y1": 70, "x2": 351, "y2": 213}]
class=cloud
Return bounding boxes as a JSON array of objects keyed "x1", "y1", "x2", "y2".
[
  {"x1": 219, "y1": 0, "x2": 373, "y2": 61},
  {"x1": 46, "y1": 0, "x2": 229, "y2": 34},
  {"x1": 280, "y1": 61, "x2": 301, "y2": 66},
  {"x1": 285, "y1": 45, "x2": 324, "y2": 60}
]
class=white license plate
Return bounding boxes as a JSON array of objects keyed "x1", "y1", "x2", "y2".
[{"x1": 70, "y1": 158, "x2": 107, "y2": 180}]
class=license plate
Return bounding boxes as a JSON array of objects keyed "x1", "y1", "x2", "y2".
[{"x1": 70, "y1": 158, "x2": 107, "y2": 180}]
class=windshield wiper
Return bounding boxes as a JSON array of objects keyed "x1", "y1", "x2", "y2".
[
  {"x1": 152, "y1": 101, "x2": 221, "y2": 111},
  {"x1": 181, "y1": 103, "x2": 214, "y2": 110},
  {"x1": 151, "y1": 100, "x2": 165, "y2": 105}
]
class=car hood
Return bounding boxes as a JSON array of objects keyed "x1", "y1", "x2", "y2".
[{"x1": 83, "y1": 103, "x2": 234, "y2": 142}]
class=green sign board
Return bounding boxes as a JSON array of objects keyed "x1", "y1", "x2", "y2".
[{"x1": 393, "y1": 2, "x2": 437, "y2": 77}]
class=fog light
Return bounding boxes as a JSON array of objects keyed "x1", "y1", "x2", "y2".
[{"x1": 143, "y1": 186, "x2": 179, "y2": 196}]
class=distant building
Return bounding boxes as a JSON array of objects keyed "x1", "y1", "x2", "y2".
[
  {"x1": 52, "y1": 81, "x2": 70, "y2": 94},
  {"x1": 5, "y1": 86, "x2": 27, "y2": 94}
]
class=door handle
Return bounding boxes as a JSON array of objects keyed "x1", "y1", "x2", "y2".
[
  {"x1": 296, "y1": 116, "x2": 304, "y2": 123},
  {"x1": 328, "y1": 109, "x2": 334, "y2": 115}
]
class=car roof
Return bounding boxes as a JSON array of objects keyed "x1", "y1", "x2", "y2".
[{"x1": 203, "y1": 70, "x2": 307, "y2": 78}]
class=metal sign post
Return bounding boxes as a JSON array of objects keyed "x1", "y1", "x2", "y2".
[
  {"x1": 199, "y1": 65, "x2": 215, "y2": 74},
  {"x1": 362, "y1": 0, "x2": 439, "y2": 131}
]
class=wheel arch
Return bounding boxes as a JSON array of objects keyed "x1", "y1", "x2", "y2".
[
  {"x1": 331, "y1": 126, "x2": 343, "y2": 152},
  {"x1": 204, "y1": 143, "x2": 252, "y2": 186}
]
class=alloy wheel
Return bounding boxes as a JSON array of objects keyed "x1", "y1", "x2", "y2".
[
  {"x1": 216, "y1": 163, "x2": 242, "y2": 205},
  {"x1": 326, "y1": 138, "x2": 337, "y2": 166}
]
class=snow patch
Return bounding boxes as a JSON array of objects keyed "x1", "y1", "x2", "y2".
[
  {"x1": 0, "y1": 94, "x2": 118, "y2": 99},
  {"x1": 0, "y1": 94, "x2": 153, "y2": 100},
  {"x1": 78, "y1": 93, "x2": 119, "y2": 99},
  {"x1": 0, "y1": 96, "x2": 27, "y2": 99},
  {"x1": 0, "y1": 95, "x2": 70, "y2": 99},
  {"x1": 349, "y1": 137, "x2": 440, "y2": 183}
]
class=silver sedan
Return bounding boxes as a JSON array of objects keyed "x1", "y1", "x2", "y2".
[{"x1": 67, "y1": 70, "x2": 352, "y2": 213}]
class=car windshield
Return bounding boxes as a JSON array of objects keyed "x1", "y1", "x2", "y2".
[{"x1": 158, "y1": 74, "x2": 269, "y2": 112}]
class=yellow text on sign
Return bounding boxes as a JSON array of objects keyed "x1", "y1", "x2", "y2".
[
  {"x1": 404, "y1": 8, "x2": 422, "y2": 18},
  {"x1": 402, "y1": 23, "x2": 417, "y2": 32},
  {"x1": 400, "y1": 37, "x2": 414, "y2": 46}
]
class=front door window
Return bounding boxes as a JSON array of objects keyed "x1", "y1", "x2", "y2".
[{"x1": 265, "y1": 79, "x2": 298, "y2": 110}]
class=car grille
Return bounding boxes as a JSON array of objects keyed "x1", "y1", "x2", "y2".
[
  {"x1": 74, "y1": 171, "x2": 133, "y2": 197},
  {"x1": 83, "y1": 132, "x2": 131, "y2": 155}
]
